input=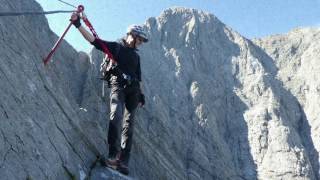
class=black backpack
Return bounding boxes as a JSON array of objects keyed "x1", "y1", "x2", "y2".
[{"x1": 99, "y1": 43, "x2": 121, "y2": 86}]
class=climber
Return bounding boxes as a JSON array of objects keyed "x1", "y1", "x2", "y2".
[{"x1": 70, "y1": 12, "x2": 148, "y2": 175}]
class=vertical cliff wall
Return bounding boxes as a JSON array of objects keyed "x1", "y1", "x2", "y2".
[{"x1": 0, "y1": 0, "x2": 319, "y2": 179}]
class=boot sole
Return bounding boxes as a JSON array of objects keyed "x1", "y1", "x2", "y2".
[{"x1": 106, "y1": 163, "x2": 118, "y2": 170}]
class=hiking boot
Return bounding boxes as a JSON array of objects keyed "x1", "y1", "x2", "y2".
[
  {"x1": 105, "y1": 158, "x2": 120, "y2": 170},
  {"x1": 117, "y1": 163, "x2": 129, "y2": 175},
  {"x1": 105, "y1": 158, "x2": 129, "y2": 175}
]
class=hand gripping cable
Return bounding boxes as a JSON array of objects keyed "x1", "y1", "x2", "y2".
[
  {"x1": 43, "y1": 5, "x2": 84, "y2": 65},
  {"x1": 43, "y1": 5, "x2": 117, "y2": 68}
]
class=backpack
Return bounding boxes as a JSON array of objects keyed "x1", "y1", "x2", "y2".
[{"x1": 99, "y1": 43, "x2": 121, "y2": 86}]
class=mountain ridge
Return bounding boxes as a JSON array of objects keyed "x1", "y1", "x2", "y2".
[{"x1": 0, "y1": 1, "x2": 318, "y2": 179}]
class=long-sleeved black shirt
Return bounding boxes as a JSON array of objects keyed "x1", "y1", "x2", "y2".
[{"x1": 91, "y1": 38, "x2": 141, "y2": 84}]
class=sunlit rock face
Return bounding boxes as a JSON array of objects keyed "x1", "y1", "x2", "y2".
[{"x1": 0, "y1": 0, "x2": 318, "y2": 179}]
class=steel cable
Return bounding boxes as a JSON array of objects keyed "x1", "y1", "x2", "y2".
[{"x1": 0, "y1": 10, "x2": 75, "y2": 16}]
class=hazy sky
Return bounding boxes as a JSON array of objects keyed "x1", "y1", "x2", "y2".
[{"x1": 35, "y1": 0, "x2": 320, "y2": 52}]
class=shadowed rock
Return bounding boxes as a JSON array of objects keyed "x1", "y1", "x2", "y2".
[{"x1": 0, "y1": 0, "x2": 319, "y2": 180}]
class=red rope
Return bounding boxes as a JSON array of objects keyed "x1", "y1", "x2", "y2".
[
  {"x1": 43, "y1": 5, "x2": 85, "y2": 65},
  {"x1": 82, "y1": 17, "x2": 117, "y2": 64}
]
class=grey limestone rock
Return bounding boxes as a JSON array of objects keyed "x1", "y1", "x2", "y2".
[
  {"x1": 254, "y1": 28, "x2": 320, "y2": 180},
  {"x1": 0, "y1": 0, "x2": 319, "y2": 180}
]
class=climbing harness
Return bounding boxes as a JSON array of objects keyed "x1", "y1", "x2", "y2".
[
  {"x1": 42, "y1": 2, "x2": 117, "y2": 66},
  {"x1": 0, "y1": 0, "x2": 118, "y2": 68},
  {"x1": 0, "y1": 0, "x2": 82, "y2": 65},
  {"x1": 1, "y1": 0, "x2": 131, "y2": 87},
  {"x1": 0, "y1": 1, "x2": 110, "y2": 174},
  {"x1": 80, "y1": 11, "x2": 138, "y2": 90},
  {"x1": 81, "y1": 15, "x2": 122, "y2": 98}
]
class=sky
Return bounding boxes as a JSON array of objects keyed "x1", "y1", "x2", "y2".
[{"x1": 35, "y1": 0, "x2": 320, "y2": 53}]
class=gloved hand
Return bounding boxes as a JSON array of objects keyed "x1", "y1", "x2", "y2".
[
  {"x1": 70, "y1": 13, "x2": 81, "y2": 28},
  {"x1": 139, "y1": 93, "x2": 145, "y2": 107}
]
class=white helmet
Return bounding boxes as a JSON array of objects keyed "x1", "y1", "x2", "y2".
[{"x1": 127, "y1": 24, "x2": 148, "y2": 42}]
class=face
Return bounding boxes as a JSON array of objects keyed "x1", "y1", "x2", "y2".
[
  {"x1": 135, "y1": 36, "x2": 144, "y2": 46},
  {"x1": 126, "y1": 34, "x2": 144, "y2": 48}
]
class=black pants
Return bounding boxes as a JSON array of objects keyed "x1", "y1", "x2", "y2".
[{"x1": 107, "y1": 85, "x2": 140, "y2": 165}]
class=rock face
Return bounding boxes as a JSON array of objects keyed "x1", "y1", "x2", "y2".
[
  {"x1": 254, "y1": 28, "x2": 320, "y2": 179},
  {"x1": 0, "y1": 0, "x2": 108, "y2": 179},
  {"x1": 0, "y1": 0, "x2": 319, "y2": 180},
  {"x1": 127, "y1": 8, "x2": 319, "y2": 180}
]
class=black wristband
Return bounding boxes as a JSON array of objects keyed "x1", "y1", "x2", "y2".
[{"x1": 72, "y1": 17, "x2": 81, "y2": 28}]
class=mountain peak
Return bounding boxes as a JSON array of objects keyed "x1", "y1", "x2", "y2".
[{"x1": 0, "y1": 0, "x2": 319, "y2": 179}]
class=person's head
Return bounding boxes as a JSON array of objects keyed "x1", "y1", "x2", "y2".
[{"x1": 125, "y1": 25, "x2": 148, "y2": 48}]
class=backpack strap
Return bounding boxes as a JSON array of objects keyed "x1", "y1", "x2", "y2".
[{"x1": 113, "y1": 42, "x2": 121, "y2": 60}]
